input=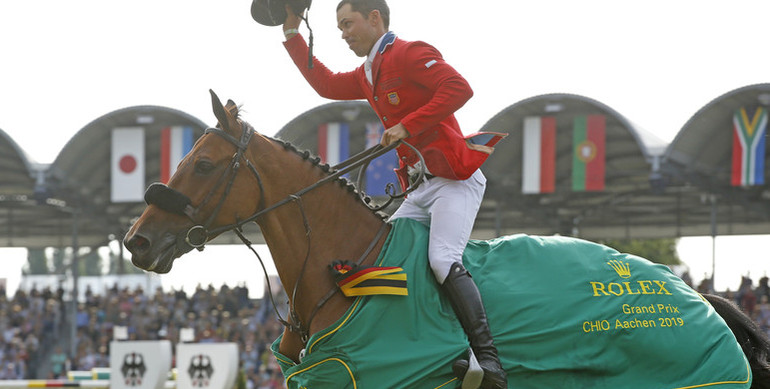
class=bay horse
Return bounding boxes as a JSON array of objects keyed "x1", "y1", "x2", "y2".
[{"x1": 124, "y1": 91, "x2": 770, "y2": 389}]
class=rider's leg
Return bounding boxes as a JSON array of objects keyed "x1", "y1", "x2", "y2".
[
  {"x1": 427, "y1": 171, "x2": 507, "y2": 389},
  {"x1": 441, "y1": 262, "x2": 507, "y2": 389}
]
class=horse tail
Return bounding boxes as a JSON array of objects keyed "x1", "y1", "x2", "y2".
[{"x1": 703, "y1": 293, "x2": 770, "y2": 388}]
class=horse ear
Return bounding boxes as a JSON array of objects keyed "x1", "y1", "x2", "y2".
[
  {"x1": 210, "y1": 89, "x2": 228, "y2": 126},
  {"x1": 225, "y1": 99, "x2": 239, "y2": 117},
  {"x1": 209, "y1": 90, "x2": 239, "y2": 133}
]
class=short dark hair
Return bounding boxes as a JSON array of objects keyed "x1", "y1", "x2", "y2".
[{"x1": 336, "y1": 0, "x2": 390, "y2": 29}]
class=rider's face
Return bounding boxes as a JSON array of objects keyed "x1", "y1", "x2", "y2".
[{"x1": 337, "y1": 4, "x2": 383, "y2": 57}]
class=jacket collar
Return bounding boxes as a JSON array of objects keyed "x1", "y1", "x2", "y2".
[
  {"x1": 369, "y1": 31, "x2": 397, "y2": 88},
  {"x1": 377, "y1": 31, "x2": 396, "y2": 54}
]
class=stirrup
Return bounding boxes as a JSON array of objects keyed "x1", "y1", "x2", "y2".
[{"x1": 458, "y1": 348, "x2": 484, "y2": 389}]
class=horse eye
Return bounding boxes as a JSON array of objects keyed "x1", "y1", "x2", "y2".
[{"x1": 194, "y1": 160, "x2": 215, "y2": 175}]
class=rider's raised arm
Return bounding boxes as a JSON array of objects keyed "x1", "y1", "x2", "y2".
[{"x1": 283, "y1": 34, "x2": 367, "y2": 101}]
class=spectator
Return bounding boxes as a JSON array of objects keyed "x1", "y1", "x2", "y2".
[
  {"x1": 755, "y1": 295, "x2": 770, "y2": 336},
  {"x1": 48, "y1": 346, "x2": 67, "y2": 379},
  {"x1": 738, "y1": 276, "x2": 757, "y2": 317}
]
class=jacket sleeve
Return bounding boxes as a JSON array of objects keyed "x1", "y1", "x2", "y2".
[
  {"x1": 283, "y1": 34, "x2": 367, "y2": 101},
  {"x1": 398, "y1": 42, "x2": 473, "y2": 136}
]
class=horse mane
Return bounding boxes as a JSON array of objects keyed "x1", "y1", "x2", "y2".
[
  {"x1": 702, "y1": 293, "x2": 770, "y2": 388},
  {"x1": 267, "y1": 136, "x2": 389, "y2": 221}
]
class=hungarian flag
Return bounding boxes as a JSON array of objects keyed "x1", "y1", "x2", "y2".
[
  {"x1": 160, "y1": 126, "x2": 194, "y2": 184},
  {"x1": 731, "y1": 107, "x2": 767, "y2": 186},
  {"x1": 364, "y1": 122, "x2": 398, "y2": 196},
  {"x1": 318, "y1": 122, "x2": 350, "y2": 165},
  {"x1": 572, "y1": 115, "x2": 605, "y2": 192},
  {"x1": 522, "y1": 116, "x2": 556, "y2": 194},
  {"x1": 111, "y1": 127, "x2": 145, "y2": 203}
]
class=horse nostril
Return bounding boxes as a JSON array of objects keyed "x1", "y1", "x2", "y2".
[{"x1": 125, "y1": 234, "x2": 150, "y2": 255}]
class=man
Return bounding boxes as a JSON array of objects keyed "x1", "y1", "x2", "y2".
[{"x1": 281, "y1": 1, "x2": 506, "y2": 387}]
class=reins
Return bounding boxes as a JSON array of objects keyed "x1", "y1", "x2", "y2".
[{"x1": 145, "y1": 121, "x2": 426, "y2": 349}]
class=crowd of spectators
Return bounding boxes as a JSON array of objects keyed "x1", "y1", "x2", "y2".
[
  {"x1": 0, "y1": 282, "x2": 287, "y2": 388},
  {"x1": 0, "y1": 284, "x2": 58, "y2": 380},
  {"x1": 683, "y1": 272, "x2": 770, "y2": 337},
  {"x1": 724, "y1": 275, "x2": 770, "y2": 337},
  {"x1": 2, "y1": 272, "x2": 770, "y2": 387}
]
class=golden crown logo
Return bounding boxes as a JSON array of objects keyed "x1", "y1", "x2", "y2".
[{"x1": 607, "y1": 260, "x2": 631, "y2": 279}]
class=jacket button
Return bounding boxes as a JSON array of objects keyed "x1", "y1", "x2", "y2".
[
  {"x1": 383, "y1": 116, "x2": 388, "y2": 122},
  {"x1": 374, "y1": 96, "x2": 379, "y2": 101}
]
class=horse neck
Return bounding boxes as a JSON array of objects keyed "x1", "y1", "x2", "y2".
[{"x1": 253, "y1": 141, "x2": 389, "y2": 334}]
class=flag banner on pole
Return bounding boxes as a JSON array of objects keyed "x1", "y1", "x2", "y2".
[
  {"x1": 731, "y1": 107, "x2": 767, "y2": 186},
  {"x1": 522, "y1": 116, "x2": 556, "y2": 194},
  {"x1": 318, "y1": 122, "x2": 350, "y2": 165},
  {"x1": 572, "y1": 115, "x2": 606, "y2": 192},
  {"x1": 111, "y1": 127, "x2": 145, "y2": 203},
  {"x1": 364, "y1": 122, "x2": 398, "y2": 196},
  {"x1": 160, "y1": 126, "x2": 194, "y2": 183}
]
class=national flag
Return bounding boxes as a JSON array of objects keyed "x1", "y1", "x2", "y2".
[
  {"x1": 318, "y1": 122, "x2": 350, "y2": 165},
  {"x1": 111, "y1": 127, "x2": 145, "y2": 203},
  {"x1": 572, "y1": 115, "x2": 606, "y2": 192},
  {"x1": 364, "y1": 122, "x2": 398, "y2": 196},
  {"x1": 522, "y1": 116, "x2": 556, "y2": 194},
  {"x1": 731, "y1": 107, "x2": 767, "y2": 186},
  {"x1": 160, "y1": 126, "x2": 194, "y2": 183}
]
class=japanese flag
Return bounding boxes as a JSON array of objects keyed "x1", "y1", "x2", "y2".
[{"x1": 111, "y1": 127, "x2": 145, "y2": 203}]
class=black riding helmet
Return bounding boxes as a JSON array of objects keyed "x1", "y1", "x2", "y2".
[
  {"x1": 251, "y1": 0, "x2": 312, "y2": 26},
  {"x1": 251, "y1": 0, "x2": 315, "y2": 68}
]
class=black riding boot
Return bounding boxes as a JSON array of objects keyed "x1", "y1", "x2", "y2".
[{"x1": 441, "y1": 262, "x2": 508, "y2": 389}]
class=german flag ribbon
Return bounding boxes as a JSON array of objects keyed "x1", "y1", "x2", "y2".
[{"x1": 330, "y1": 260, "x2": 407, "y2": 297}]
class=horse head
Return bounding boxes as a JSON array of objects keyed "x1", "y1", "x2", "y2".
[{"x1": 124, "y1": 90, "x2": 266, "y2": 273}]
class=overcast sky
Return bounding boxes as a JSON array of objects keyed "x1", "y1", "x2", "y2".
[{"x1": 1, "y1": 0, "x2": 769, "y2": 293}]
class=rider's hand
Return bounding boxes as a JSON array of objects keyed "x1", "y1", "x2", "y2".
[
  {"x1": 283, "y1": 5, "x2": 301, "y2": 39},
  {"x1": 380, "y1": 123, "x2": 409, "y2": 146}
]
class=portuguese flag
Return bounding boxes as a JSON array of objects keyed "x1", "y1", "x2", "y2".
[{"x1": 572, "y1": 115, "x2": 606, "y2": 191}]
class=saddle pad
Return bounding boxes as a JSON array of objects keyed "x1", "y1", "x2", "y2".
[{"x1": 271, "y1": 218, "x2": 751, "y2": 388}]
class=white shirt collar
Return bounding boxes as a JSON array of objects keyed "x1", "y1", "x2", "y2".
[
  {"x1": 365, "y1": 32, "x2": 393, "y2": 84},
  {"x1": 366, "y1": 33, "x2": 388, "y2": 65}
]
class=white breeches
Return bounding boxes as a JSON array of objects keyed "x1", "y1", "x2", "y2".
[{"x1": 388, "y1": 169, "x2": 486, "y2": 284}]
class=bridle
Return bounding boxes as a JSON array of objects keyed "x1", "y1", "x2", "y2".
[{"x1": 144, "y1": 121, "x2": 426, "y2": 347}]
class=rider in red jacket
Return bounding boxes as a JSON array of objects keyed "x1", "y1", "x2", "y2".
[
  {"x1": 283, "y1": 27, "x2": 495, "y2": 184},
  {"x1": 282, "y1": 1, "x2": 506, "y2": 387}
]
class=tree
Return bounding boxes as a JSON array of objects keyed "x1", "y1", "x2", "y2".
[
  {"x1": 51, "y1": 248, "x2": 67, "y2": 274},
  {"x1": 25, "y1": 248, "x2": 49, "y2": 275},
  {"x1": 108, "y1": 249, "x2": 144, "y2": 275},
  {"x1": 78, "y1": 249, "x2": 103, "y2": 276},
  {"x1": 601, "y1": 238, "x2": 681, "y2": 266}
]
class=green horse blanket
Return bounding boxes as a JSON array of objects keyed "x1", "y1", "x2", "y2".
[{"x1": 272, "y1": 218, "x2": 751, "y2": 388}]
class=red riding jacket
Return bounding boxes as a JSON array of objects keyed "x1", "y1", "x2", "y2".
[{"x1": 284, "y1": 32, "x2": 501, "y2": 188}]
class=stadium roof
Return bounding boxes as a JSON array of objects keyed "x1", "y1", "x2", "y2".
[
  {"x1": 1, "y1": 84, "x2": 768, "y2": 249},
  {"x1": 1, "y1": 106, "x2": 210, "y2": 248}
]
